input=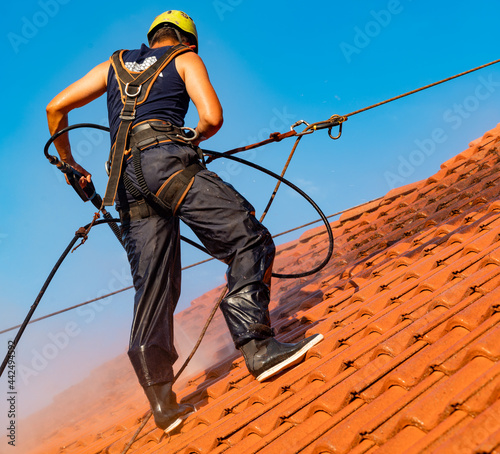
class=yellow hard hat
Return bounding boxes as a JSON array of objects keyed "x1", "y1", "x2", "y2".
[{"x1": 147, "y1": 10, "x2": 198, "y2": 52}]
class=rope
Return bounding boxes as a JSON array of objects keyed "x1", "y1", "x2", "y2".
[
  {"x1": 259, "y1": 135, "x2": 303, "y2": 223},
  {"x1": 343, "y1": 58, "x2": 500, "y2": 119},
  {"x1": 204, "y1": 58, "x2": 500, "y2": 163}
]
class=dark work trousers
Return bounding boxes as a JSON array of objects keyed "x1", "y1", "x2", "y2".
[{"x1": 118, "y1": 142, "x2": 276, "y2": 387}]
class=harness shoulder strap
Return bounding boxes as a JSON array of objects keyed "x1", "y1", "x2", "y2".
[{"x1": 102, "y1": 44, "x2": 193, "y2": 208}]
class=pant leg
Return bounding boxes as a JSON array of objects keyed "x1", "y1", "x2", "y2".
[
  {"x1": 119, "y1": 143, "x2": 195, "y2": 387},
  {"x1": 123, "y1": 215, "x2": 182, "y2": 387},
  {"x1": 178, "y1": 169, "x2": 276, "y2": 348}
]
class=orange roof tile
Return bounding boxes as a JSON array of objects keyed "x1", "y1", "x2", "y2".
[{"x1": 22, "y1": 123, "x2": 500, "y2": 453}]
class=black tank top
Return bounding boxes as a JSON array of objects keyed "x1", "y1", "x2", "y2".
[{"x1": 106, "y1": 44, "x2": 190, "y2": 145}]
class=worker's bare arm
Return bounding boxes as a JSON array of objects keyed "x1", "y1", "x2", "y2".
[
  {"x1": 46, "y1": 61, "x2": 110, "y2": 179},
  {"x1": 176, "y1": 52, "x2": 223, "y2": 145}
]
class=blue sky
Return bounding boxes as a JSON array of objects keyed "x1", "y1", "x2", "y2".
[{"x1": 1, "y1": 0, "x2": 500, "y2": 424}]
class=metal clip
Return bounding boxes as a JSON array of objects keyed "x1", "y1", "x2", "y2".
[
  {"x1": 177, "y1": 126, "x2": 199, "y2": 142},
  {"x1": 290, "y1": 120, "x2": 314, "y2": 136},
  {"x1": 328, "y1": 123, "x2": 342, "y2": 140},
  {"x1": 309, "y1": 115, "x2": 346, "y2": 140}
]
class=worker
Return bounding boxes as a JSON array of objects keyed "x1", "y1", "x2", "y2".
[{"x1": 46, "y1": 10, "x2": 323, "y2": 434}]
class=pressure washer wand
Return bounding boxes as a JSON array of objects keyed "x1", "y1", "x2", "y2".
[
  {"x1": 57, "y1": 161, "x2": 123, "y2": 246},
  {"x1": 43, "y1": 123, "x2": 123, "y2": 246}
]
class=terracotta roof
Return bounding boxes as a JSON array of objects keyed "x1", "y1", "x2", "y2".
[{"x1": 25, "y1": 123, "x2": 500, "y2": 453}]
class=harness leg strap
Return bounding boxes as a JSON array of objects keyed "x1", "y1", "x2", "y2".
[{"x1": 156, "y1": 162, "x2": 205, "y2": 215}]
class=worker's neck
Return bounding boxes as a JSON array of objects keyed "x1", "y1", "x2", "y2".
[{"x1": 151, "y1": 39, "x2": 180, "y2": 49}]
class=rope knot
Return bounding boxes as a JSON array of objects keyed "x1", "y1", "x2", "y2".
[{"x1": 72, "y1": 211, "x2": 101, "y2": 253}]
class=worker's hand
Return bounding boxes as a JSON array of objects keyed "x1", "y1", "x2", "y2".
[{"x1": 63, "y1": 160, "x2": 92, "y2": 189}]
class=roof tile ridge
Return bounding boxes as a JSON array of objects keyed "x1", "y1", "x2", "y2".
[
  {"x1": 430, "y1": 311, "x2": 500, "y2": 375},
  {"x1": 363, "y1": 355, "x2": 494, "y2": 449},
  {"x1": 284, "y1": 397, "x2": 366, "y2": 453},
  {"x1": 363, "y1": 301, "x2": 494, "y2": 401},
  {"x1": 440, "y1": 136, "x2": 500, "y2": 172},
  {"x1": 364, "y1": 372, "x2": 462, "y2": 450},
  {"x1": 180, "y1": 384, "x2": 295, "y2": 454},
  {"x1": 165, "y1": 381, "x2": 263, "y2": 453},
  {"x1": 415, "y1": 398, "x2": 500, "y2": 454},
  {"x1": 416, "y1": 259, "x2": 500, "y2": 332},
  {"x1": 352, "y1": 322, "x2": 469, "y2": 402},
  {"x1": 471, "y1": 404, "x2": 500, "y2": 453},
  {"x1": 450, "y1": 356, "x2": 500, "y2": 415},
  {"x1": 381, "y1": 180, "x2": 426, "y2": 206},
  {"x1": 298, "y1": 385, "x2": 409, "y2": 454},
  {"x1": 404, "y1": 409, "x2": 472, "y2": 454},
  {"x1": 361, "y1": 370, "x2": 446, "y2": 446},
  {"x1": 269, "y1": 335, "x2": 386, "y2": 425},
  {"x1": 430, "y1": 400, "x2": 500, "y2": 453},
  {"x1": 337, "y1": 198, "x2": 384, "y2": 224}
]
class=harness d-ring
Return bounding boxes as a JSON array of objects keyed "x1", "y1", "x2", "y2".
[{"x1": 124, "y1": 83, "x2": 142, "y2": 97}]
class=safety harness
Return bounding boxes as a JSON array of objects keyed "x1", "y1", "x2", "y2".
[{"x1": 102, "y1": 43, "x2": 205, "y2": 220}]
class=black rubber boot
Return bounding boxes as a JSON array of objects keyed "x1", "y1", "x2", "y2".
[
  {"x1": 143, "y1": 382, "x2": 195, "y2": 433},
  {"x1": 239, "y1": 334, "x2": 324, "y2": 382}
]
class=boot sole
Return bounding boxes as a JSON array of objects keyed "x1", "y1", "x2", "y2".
[
  {"x1": 256, "y1": 333, "x2": 324, "y2": 382},
  {"x1": 164, "y1": 407, "x2": 196, "y2": 434}
]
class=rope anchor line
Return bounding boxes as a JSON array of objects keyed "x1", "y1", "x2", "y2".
[{"x1": 210, "y1": 57, "x2": 500, "y2": 163}]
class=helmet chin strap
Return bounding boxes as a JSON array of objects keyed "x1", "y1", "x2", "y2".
[{"x1": 173, "y1": 28, "x2": 184, "y2": 46}]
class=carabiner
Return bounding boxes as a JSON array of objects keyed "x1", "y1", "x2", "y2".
[
  {"x1": 290, "y1": 120, "x2": 314, "y2": 136},
  {"x1": 328, "y1": 121, "x2": 343, "y2": 140},
  {"x1": 177, "y1": 126, "x2": 199, "y2": 142}
]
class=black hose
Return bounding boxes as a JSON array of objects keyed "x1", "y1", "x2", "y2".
[
  {"x1": 43, "y1": 123, "x2": 110, "y2": 162},
  {"x1": 202, "y1": 149, "x2": 334, "y2": 279},
  {"x1": 0, "y1": 218, "x2": 118, "y2": 378},
  {"x1": 45, "y1": 123, "x2": 334, "y2": 278}
]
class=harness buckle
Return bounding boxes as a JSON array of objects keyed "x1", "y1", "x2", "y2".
[{"x1": 119, "y1": 114, "x2": 136, "y2": 120}]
